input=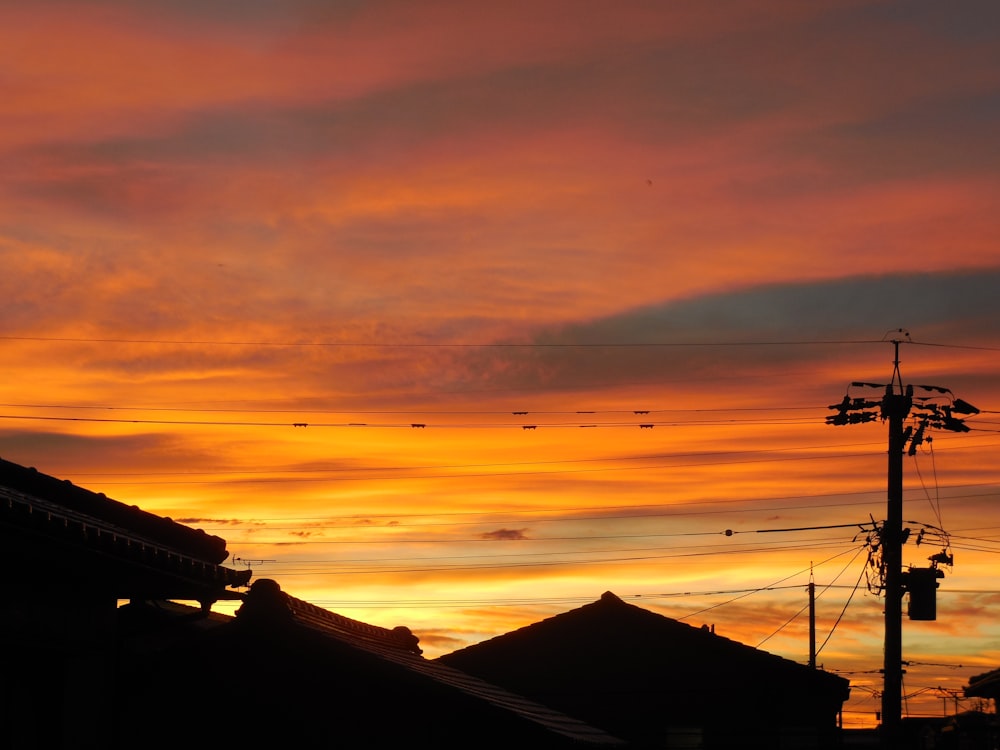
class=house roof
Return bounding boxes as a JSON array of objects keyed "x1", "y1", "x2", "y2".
[
  {"x1": 117, "y1": 580, "x2": 624, "y2": 747},
  {"x1": 227, "y1": 579, "x2": 625, "y2": 746},
  {"x1": 965, "y1": 668, "x2": 1000, "y2": 699},
  {"x1": 0, "y1": 456, "x2": 250, "y2": 601},
  {"x1": 438, "y1": 591, "x2": 850, "y2": 742},
  {"x1": 440, "y1": 591, "x2": 851, "y2": 689}
]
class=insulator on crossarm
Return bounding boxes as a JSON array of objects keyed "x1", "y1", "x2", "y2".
[{"x1": 952, "y1": 398, "x2": 979, "y2": 415}]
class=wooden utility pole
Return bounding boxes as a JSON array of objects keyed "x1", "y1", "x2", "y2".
[
  {"x1": 825, "y1": 332, "x2": 978, "y2": 750},
  {"x1": 881, "y1": 361, "x2": 911, "y2": 746}
]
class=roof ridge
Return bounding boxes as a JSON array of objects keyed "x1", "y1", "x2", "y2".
[
  {"x1": 0, "y1": 457, "x2": 229, "y2": 563},
  {"x1": 231, "y1": 580, "x2": 624, "y2": 745},
  {"x1": 240, "y1": 579, "x2": 422, "y2": 654}
]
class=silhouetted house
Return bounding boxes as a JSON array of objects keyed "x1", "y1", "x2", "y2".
[
  {"x1": 961, "y1": 671, "x2": 1000, "y2": 748},
  {"x1": 880, "y1": 713, "x2": 1000, "y2": 750},
  {"x1": 119, "y1": 579, "x2": 624, "y2": 748},
  {"x1": 438, "y1": 591, "x2": 851, "y2": 749},
  {"x1": 0, "y1": 456, "x2": 250, "y2": 748},
  {"x1": 966, "y1": 668, "x2": 1000, "y2": 708},
  {"x1": 1, "y1": 458, "x2": 622, "y2": 748}
]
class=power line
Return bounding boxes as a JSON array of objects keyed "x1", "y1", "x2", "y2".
[
  {"x1": 63, "y1": 444, "x2": 1000, "y2": 487},
  {"x1": 56, "y1": 437, "x2": 896, "y2": 476},
  {"x1": 0, "y1": 401, "x2": 826, "y2": 416},
  {"x1": 675, "y1": 548, "x2": 859, "y2": 622},
  {"x1": 254, "y1": 536, "x2": 853, "y2": 567},
  {"x1": 814, "y1": 550, "x2": 869, "y2": 658},
  {"x1": 247, "y1": 541, "x2": 858, "y2": 576},
  {"x1": 6, "y1": 332, "x2": 995, "y2": 351},
  {"x1": 187, "y1": 504, "x2": 998, "y2": 539},
  {"x1": 55, "y1": 441, "x2": 901, "y2": 487},
  {"x1": 756, "y1": 600, "x2": 811, "y2": 648},
  {"x1": 301, "y1": 583, "x2": 848, "y2": 609},
  {"x1": 266, "y1": 539, "x2": 860, "y2": 575},
  {"x1": 153, "y1": 481, "x2": 1000, "y2": 528},
  {"x1": 0, "y1": 412, "x2": 828, "y2": 429},
  {"x1": 3, "y1": 405, "x2": 997, "y2": 432},
  {"x1": 0, "y1": 334, "x2": 887, "y2": 347},
  {"x1": 226, "y1": 530, "x2": 856, "y2": 547},
  {"x1": 909, "y1": 340, "x2": 1000, "y2": 353}
]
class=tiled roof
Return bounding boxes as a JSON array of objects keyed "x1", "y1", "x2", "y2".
[
  {"x1": 237, "y1": 579, "x2": 625, "y2": 746},
  {"x1": 438, "y1": 591, "x2": 850, "y2": 743},
  {"x1": 0, "y1": 457, "x2": 227, "y2": 560},
  {"x1": 442, "y1": 590, "x2": 849, "y2": 689},
  {"x1": 0, "y1": 456, "x2": 250, "y2": 598}
]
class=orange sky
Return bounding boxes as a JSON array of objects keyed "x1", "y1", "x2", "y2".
[{"x1": 3, "y1": 0, "x2": 1000, "y2": 727}]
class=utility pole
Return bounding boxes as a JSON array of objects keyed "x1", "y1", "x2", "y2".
[
  {"x1": 826, "y1": 331, "x2": 978, "y2": 748},
  {"x1": 881, "y1": 366, "x2": 909, "y2": 745},
  {"x1": 808, "y1": 571, "x2": 816, "y2": 669}
]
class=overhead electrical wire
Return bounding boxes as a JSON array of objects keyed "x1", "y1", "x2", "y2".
[
  {"x1": 260, "y1": 543, "x2": 857, "y2": 578},
  {"x1": 756, "y1": 545, "x2": 867, "y2": 649},
  {"x1": 674, "y1": 548, "x2": 860, "y2": 622},
  {"x1": 161, "y1": 482, "x2": 1000, "y2": 530},
  {"x1": 0, "y1": 412, "x2": 830, "y2": 429},
  {"x1": 5, "y1": 332, "x2": 997, "y2": 352},
  {"x1": 305, "y1": 583, "x2": 869, "y2": 610},
  {"x1": 241, "y1": 540, "x2": 858, "y2": 575},
  {"x1": 53, "y1": 451, "x2": 893, "y2": 488},
  {"x1": 0, "y1": 401, "x2": 824, "y2": 416},
  {"x1": 250, "y1": 541, "x2": 862, "y2": 579},
  {"x1": 910, "y1": 445, "x2": 946, "y2": 531},
  {"x1": 0, "y1": 334, "x2": 888, "y2": 347},
  {"x1": 65, "y1": 448, "x2": 1000, "y2": 487},
  {"x1": 814, "y1": 551, "x2": 869, "y2": 658},
  {"x1": 1, "y1": 410, "x2": 995, "y2": 436},
  {"x1": 3, "y1": 400, "x2": 994, "y2": 424},
  {"x1": 755, "y1": 600, "x2": 811, "y2": 648},
  {"x1": 184, "y1": 490, "x2": 1000, "y2": 539},
  {"x1": 305, "y1": 589, "x2": 1000, "y2": 618},
  {"x1": 253, "y1": 535, "x2": 857, "y2": 568},
  {"x1": 908, "y1": 340, "x2": 1000, "y2": 353},
  {"x1": 226, "y1": 531, "x2": 855, "y2": 549},
  {"x1": 45, "y1": 439, "x2": 897, "y2": 482}
]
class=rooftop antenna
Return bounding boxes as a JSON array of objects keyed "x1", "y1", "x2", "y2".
[{"x1": 885, "y1": 328, "x2": 910, "y2": 394}]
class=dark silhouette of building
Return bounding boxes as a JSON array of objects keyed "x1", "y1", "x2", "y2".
[
  {"x1": 0, "y1": 457, "x2": 622, "y2": 748},
  {"x1": 118, "y1": 578, "x2": 624, "y2": 748},
  {"x1": 967, "y1": 668, "x2": 1000, "y2": 707},
  {"x1": 0, "y1": 456, "x2": 250, "y2": 748},
  {"x1": 438, "y1": 591, "x2": 851, "y2": 749},
  {"x1": 959, "y1": 671, "x2": 1000, "y2": 748}
]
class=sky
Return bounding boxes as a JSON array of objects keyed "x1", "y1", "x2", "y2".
[{"x1": 3, "y1": 0, "x2": 1000, "y2": 728}]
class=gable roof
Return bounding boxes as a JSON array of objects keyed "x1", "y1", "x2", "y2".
[
  {"x1": 118, "y1": 579, "x2": 624, "y2": 747},
  {"x1": 0, "y1": 456, "x2": 249, "y2": 601},
  {"x1": 438, "y1": 591, "x2": 850, "y2": 744},
  {"x1": 440, "y1": 591, "x2": 850, "y2": 687},
  {"x1": 237, "y1": 579, "x2": 625, "y2": 746}
]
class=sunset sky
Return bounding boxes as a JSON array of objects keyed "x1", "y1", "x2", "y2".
[{"x1": 3, "y1": 0, "x2": 1000, "y2": 727}]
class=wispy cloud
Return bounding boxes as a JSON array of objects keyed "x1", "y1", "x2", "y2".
[{"x1": 480, "y1": 528, "x2": 529, "y2": 541}]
